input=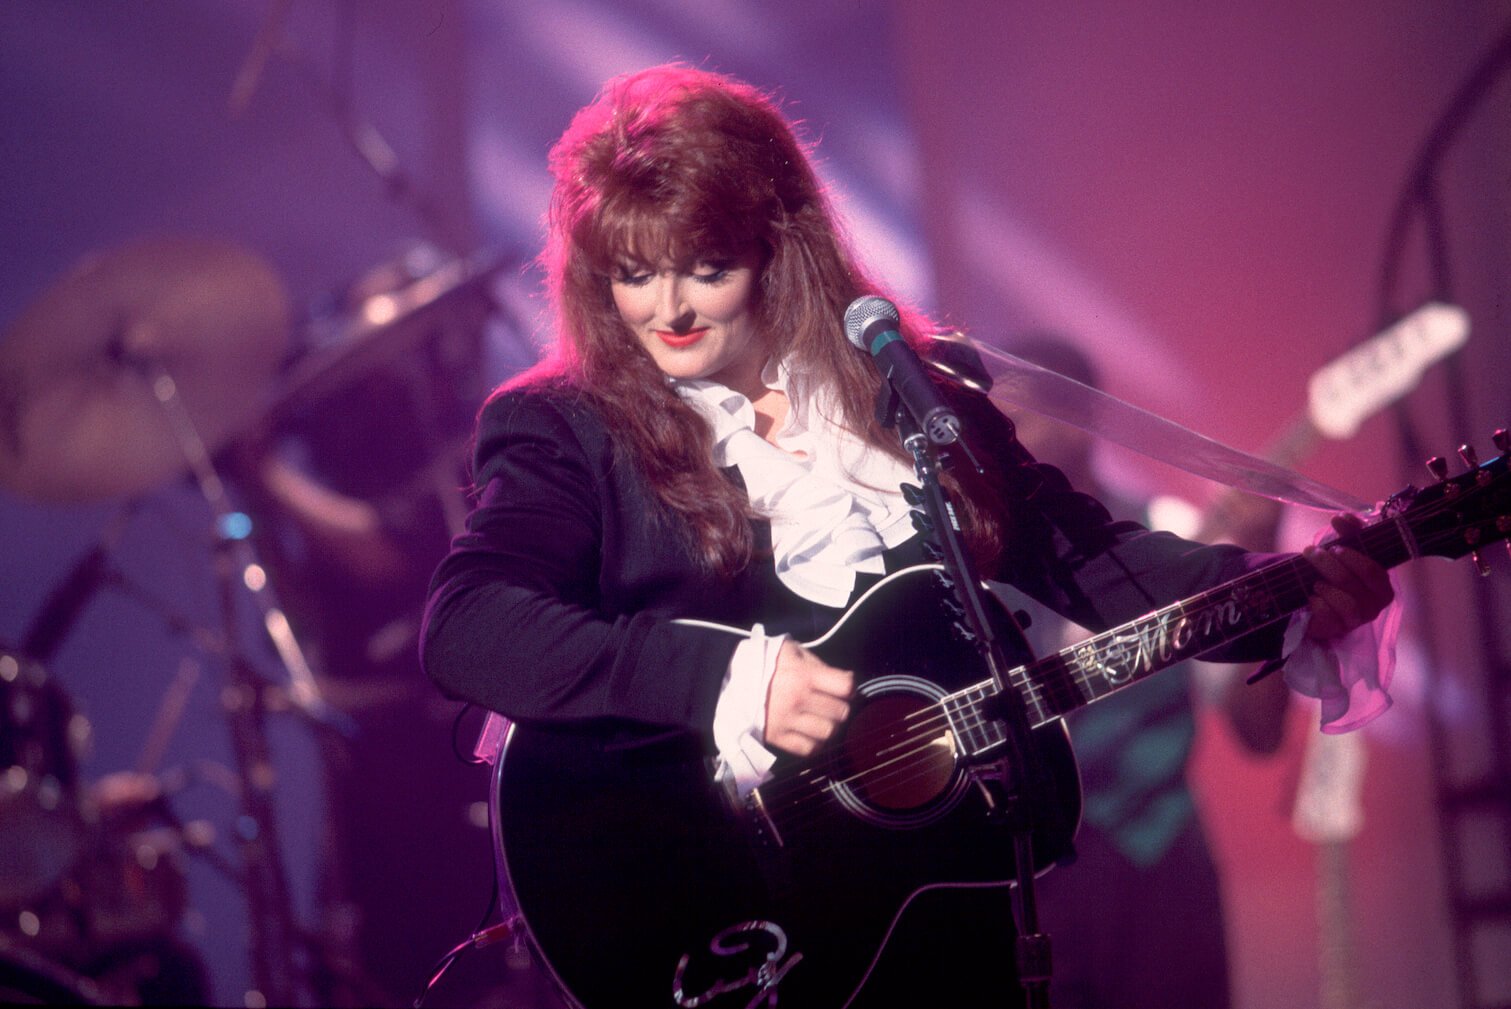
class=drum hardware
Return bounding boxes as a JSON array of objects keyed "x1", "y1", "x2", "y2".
[
  {"x1": 3, "y1": 234, "x2": 514, "y2": 1005},
  {"x1": 0, "y1": 237, "x2": 290, "y2": 503},
  {"x1": 0, "y1": 665, "x2": 208, "y2": 1006},
  {"x1": 0, "y1": 935, "x2": 104, "y2": 1006},
  {"x1": 2, "y1": 765, "x2": 223, "y2": 1007},
  {"x1": 266, "y1": 245, "x2": 507, "y2": 425},
  {"x1": 15, "y1": 504, "x2": 138, "y2": 669},
  {"x1": 0, "y1": 237, "x2": 357, "y2": 1007},
  {"x1": 0, "y1": 650, "x2": 91, "y2": 911},
  {"x1": 134, "y1": 305, "x2": 348, "y2": 1009}
]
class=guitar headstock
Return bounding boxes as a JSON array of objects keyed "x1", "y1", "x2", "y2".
[
  {"x1": 1381, "y1": 429, "x2": 1511, "y2": 568},
  {"x1": 1307, "y1": 302, "x2": 1469, "y2": 439}
]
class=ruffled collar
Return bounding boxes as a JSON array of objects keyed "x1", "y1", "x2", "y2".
[{"x1": 673, "y1": 359, "x2": 916, "y2": 606}]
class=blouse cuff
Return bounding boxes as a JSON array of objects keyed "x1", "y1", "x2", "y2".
[
  {"x1": 1280, "y1": 578, "x2": 1402, "y2": 733},
  {"x1": 712, "y1": 624, "x2": 783, "y2": 797}
]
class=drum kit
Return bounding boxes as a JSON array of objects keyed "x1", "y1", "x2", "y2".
[{"x1": 0, "y1": 235, "x2": 512, "y2": 1005}]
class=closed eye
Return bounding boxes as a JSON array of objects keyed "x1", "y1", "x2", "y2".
[
  {"x1": 692, "y1": 261, "x2": 735, "y2": 285},
  {"x1": 612, "y1": 269, "x2": 653, "y2": 287}
]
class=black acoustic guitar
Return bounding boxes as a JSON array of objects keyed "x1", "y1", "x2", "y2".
[{"x1": 491, "y1": 440, "x2": 1509, "y2": 1008}]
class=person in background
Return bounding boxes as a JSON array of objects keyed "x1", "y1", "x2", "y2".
[
  {"x1": 994, "y1": 336, "x2": 1289, "y2": 1009},
  {"x1": 224, "y1": 261, "x2": 498, "y2": 1006}
]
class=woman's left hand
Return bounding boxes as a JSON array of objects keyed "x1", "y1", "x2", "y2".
[{"x1": 1301, "y1": 514, "x2": 1395, "y2": 642}]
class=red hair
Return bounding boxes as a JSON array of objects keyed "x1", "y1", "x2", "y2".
[{"x1": 501, "y1": 65, "x2": 1000, "y2": 573}]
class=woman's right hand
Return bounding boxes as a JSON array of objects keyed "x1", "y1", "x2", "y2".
[{"x1": 763, "y1": 640, "x2": 854, "y2": 757}]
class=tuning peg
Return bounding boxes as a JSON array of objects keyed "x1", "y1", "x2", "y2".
[
  {"x1": 1494, "y1": 429, "x2": 1509, "y2": 455},
  {"x1": 1426, "y1": 456, "x2": 1449, "y2": 481},
  {"x1": 1459, "y1": 444, "x2": 1480, "y2": 469}
]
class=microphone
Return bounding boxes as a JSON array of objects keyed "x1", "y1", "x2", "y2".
[{"x1": 843, "y1": 296, "x2": 961, "y2": 444}]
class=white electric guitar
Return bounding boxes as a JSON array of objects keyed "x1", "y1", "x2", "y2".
[
  {"x1": 1286, "y1": 304, "x2": 1465, "y2": 1009},
  {"x1": 1245, "y1": 303, "x2": 1466, "y2": 1009}
]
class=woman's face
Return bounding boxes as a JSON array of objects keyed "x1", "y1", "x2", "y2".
[{"x1": 609, "y1": 248, "x2": 766, "y2": 396}]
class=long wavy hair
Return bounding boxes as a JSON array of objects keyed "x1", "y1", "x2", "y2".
[{"x1": 502, "y1": 64, "x2": 1001, "y2": 574}]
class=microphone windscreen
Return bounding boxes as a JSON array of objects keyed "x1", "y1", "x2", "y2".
[{"x1": 843, "y1": 295, "x2": 900, "y2": 350}]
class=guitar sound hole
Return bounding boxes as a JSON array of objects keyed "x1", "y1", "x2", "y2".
[{"x1": 842, "y1": 695, "x2": 957, "y2": 811}]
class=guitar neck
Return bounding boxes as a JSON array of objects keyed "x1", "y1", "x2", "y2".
[
  {"x1": 947, "y1": 516, "x2": 1413, "y2": 752},
  {"x1": 944, "y1": 439, "x2": 1510, "y2": 758}
]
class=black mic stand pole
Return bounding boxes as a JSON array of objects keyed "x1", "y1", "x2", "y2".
[{"x1": 880, "y1": 388, "x2": 1056, "y2": 1008}]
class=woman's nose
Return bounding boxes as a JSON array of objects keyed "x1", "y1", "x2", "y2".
[{"x1": 658, "y1": 277, "x2": 694, "y2": 329}]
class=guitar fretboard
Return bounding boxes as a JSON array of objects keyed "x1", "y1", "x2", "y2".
[{"x1": 943, "y1": 515, "x2": 1415, "y2": 756}]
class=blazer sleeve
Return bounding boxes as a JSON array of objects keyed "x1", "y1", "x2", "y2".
[{"x1": 419, "y1": 389, "x2": 738, "y2": 736}]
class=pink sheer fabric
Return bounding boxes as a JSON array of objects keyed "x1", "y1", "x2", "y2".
[{"x1": 1283, "y1": 574, "x2": 1402, "y2": 733}]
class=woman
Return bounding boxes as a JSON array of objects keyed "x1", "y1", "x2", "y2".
[{"x1": 421, "y1": 65, "x2": 1392, "y2": 1008}]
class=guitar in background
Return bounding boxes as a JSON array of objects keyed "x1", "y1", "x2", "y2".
[
  {"x1": 1152, "y1": 302, "x2": 1466, "y2": 1008},
  {"x1": 1293, "y1": 726, "x2": 1375, "y2": 1009}
]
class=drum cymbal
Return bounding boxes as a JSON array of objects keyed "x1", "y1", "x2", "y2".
[
  {"x1": 0, "y1": 237, "x2": 290, "y2": 502},
  {"x1": 265, "y1": 250, "x2": 504, "y2": 422}
]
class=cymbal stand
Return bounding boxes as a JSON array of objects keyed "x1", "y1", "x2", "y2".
[{"x1": 139, "y1": 354, "x2": 346, "y2": 1007}]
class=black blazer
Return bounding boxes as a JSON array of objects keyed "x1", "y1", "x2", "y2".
[{"x1": 420, "y1": 377, "x2": 1278, "y2": 748}]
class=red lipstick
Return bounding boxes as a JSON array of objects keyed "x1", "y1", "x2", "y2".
[{"x1": 656, "y1": 328, "x2": 708, "y2": 348}]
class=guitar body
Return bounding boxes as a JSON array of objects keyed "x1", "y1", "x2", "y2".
[{"x1": 494, "y1": 566, "x2": 1082, "y2": 1008}]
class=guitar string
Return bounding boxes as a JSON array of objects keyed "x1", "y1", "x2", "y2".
[
  {"x1": 760, "y1": 598, "x2": 1286, "y2": 821},
  {"x1": 756, "y1": 478, "x2": 1495, "y2": 828},
  {"x1": 756, "y1": 552, "x2": 1305, "y2": 814},
  {"x1": 756, "y1": 587, "x2": 1293, "y2": 833},
  {"x1": 1055, "y1": 520, "x2": 1411, "y2": 701},
  {"x1": 755, "y1": 681, "x2": 1061, "y2": 825},
  {"x1": 764, "y1": 481, "x2": 1498, "y2": 837},
  {"x1": 754, "y1": 709, "x2": 976, "y2": 826},
  {"x1": 757, "y1": 557, "x2": 1309, "y2": 818},
  {"x1": 755, "y1": 638, "x2": 1088, "y2": 812},
  {"x1": 752, "y1": 639, "x2": 1060, "y2": 809},
  {"x1": 774, "y1": 573, "x2": 1481, "y2": 832},
  {"x1": 761, "y1": 550, "x2": 1362, "y2": 818}
]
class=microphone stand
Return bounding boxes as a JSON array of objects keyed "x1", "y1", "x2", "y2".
[{"x1": 879, "y1": 385, "x2": 1056, "y2": 1008}]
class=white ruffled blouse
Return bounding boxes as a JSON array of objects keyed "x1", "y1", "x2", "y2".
[{"x1": 673, "y1": 358, "x2": 916, "y2": 795}]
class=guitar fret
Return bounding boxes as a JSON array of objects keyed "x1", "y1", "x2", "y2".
[
  {"x1": 943, "y1": 684, "x2": 1005, "y2": 757},
  {"x1": 939, "y1": 555, "x2": 1324, "y2": 757},
  {"x1": 1029, "y1": 654, "x2": 1084, "y2": 721}
]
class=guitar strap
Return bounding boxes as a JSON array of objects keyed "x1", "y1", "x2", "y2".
[{"x1": 926, "y1": 334, "x2": 1373, "y2": 514}]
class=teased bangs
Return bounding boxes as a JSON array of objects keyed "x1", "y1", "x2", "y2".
[{"x1": 575, "y1": 187, "x2": 765, "y2": 276}]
